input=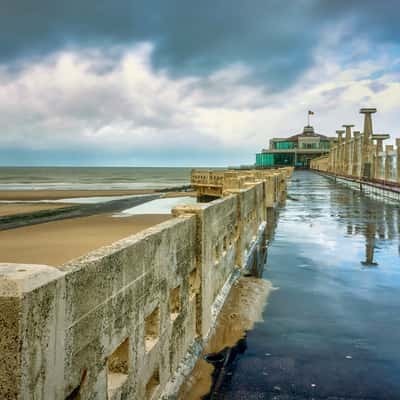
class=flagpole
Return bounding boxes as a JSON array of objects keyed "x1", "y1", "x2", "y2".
[{"x1": 307, "y1": 112, "x2": 310, "y2": 127}]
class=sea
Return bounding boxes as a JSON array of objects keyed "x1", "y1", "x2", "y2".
[{"x1": 0, "y1": 167, "x2": 192, "y2": 191}]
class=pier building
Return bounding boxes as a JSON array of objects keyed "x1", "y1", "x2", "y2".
[{"x1": 256, "y1": 125, "x2": 336, "y2": 169}]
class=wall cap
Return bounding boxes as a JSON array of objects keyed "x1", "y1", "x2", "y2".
[{"x1": 0, "y1": 263, "x2": 65, "y2": 297}]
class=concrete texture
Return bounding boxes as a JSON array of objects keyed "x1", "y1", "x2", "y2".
[
  {"x1": 0, "y1": 264, "x2": 66, "y2": 400},
  {"x1": 0, "y1": 168, "x2": 291, "y2": 400}
]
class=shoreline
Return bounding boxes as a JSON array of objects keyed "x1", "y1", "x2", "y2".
[
  {"x1": 0, "y1": 189, "x2": 158, "y2": 201},
  {"x1": 0, "y1": 185, "x2": 192, "y2": 201},
  {"x1": 0, "y1": 188, "x2": 196, "y2": 233}
]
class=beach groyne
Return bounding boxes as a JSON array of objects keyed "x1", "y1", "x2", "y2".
[
  {"x1": 0, "y1": 194, "x2": 161, "y2": 231},
  {"x1": 0, "y1": 167, "x2": 292, "y2": 400},
  {"x1": 0, "y1": 184, "x2": 194, "y2": 231}
]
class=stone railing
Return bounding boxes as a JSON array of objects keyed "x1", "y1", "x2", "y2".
[
  {"x1": 191, "y1": 167, "x2": 293, "y2": 201},
  {"x1": 310, "y1": 108, "x2": 400, "y2": 186},
  {"x1": 0, "y1": 168, "x2": 291, "y2": 400}
]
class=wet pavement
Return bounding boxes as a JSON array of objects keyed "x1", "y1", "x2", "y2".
[{"x1": 208, "y1": 171, "x2": 400, "y2": 400}]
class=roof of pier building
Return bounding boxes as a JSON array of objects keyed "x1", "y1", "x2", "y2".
[
  {"x1": 260, "y1": 125, "x2": 336, "y2": 153},
  {"x1": 286, "y1": 125, "x2": 330, "y2": 141}
]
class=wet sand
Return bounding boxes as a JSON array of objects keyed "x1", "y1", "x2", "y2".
[
  {"x1": 0, "y1": 189, "x2": 156, "y2": 201},
  {"x1": 0, "y1": 203, "x2": 70, "y2": 217},
  {"x1": 0, "y1": 213, "x2": 171, "y2": 266},
  {"x1": 178, "y1": 277, "x2": 273, "y2": 400}
]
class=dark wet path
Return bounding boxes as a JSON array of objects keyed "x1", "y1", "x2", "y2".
[{"x1": 212, "y1": 171, "x2": 400, "y2": 400}]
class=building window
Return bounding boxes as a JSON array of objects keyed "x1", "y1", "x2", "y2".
[{"x1": 275, "y1": 141, "x2": 295, "y2": 150}]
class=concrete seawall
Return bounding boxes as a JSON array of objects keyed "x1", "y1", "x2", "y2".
[{"x1": 0, "y1": 168, "x2": 291, "y2": 400}]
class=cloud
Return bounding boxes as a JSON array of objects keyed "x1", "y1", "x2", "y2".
[
  {"x1": 0, "y1": 1, "x2": 318, "y2": 90},
  {"x1": 1, "y1": 1, "x2": 400, "y2": 165},
  {"x1": 1, "y1": 33, "x2": 399, "y2": 166},
  {"x1": 368, "y1": 82, "x2": 388, "y2": 93},
  {"x1": 2, "y1": 1, "x2": 400, "y2": 89},
  {"x1": 0, "y1": 44, "x2": 273, "y2": 165}
]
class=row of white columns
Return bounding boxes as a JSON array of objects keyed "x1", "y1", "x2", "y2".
[{"x1": 326, "y1": 108, "x2": 400, "y2": 184}]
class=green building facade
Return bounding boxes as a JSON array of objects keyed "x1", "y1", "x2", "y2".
[{"x1": 255, "y1": 126, "x2": 335, "y2": 169}]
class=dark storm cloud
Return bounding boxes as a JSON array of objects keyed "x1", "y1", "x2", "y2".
[
  {"x1": 312, "y1": 0, "x2": 400, "y2": 42},
  {"x1": 2, "y1": 0, "x2": 400, "y2": 89}
]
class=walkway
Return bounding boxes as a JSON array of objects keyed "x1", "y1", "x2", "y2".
[{"x1": 211, "y1": 170, "x2": 400, "y2": 399}]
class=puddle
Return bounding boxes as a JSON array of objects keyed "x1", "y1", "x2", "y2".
[
  {"x1": 178, "y1": 277, "x2": 274, "y2": 400},
  {"x1": 115, "y1": 196, "x2": 197, "y2": 216}
]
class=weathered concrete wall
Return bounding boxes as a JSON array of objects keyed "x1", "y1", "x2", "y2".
[
  {"x1": 0, "y1": 169, "x2": 290, "y2": 400},
  {"x1": 0, "y1": 265, "x2": 66, "y2": 400},
  {"x1": 62, "y1": 216, "x2": 199, "y2": 400}
]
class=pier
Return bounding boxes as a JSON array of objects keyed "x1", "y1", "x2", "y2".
[
  {"x1": 190, "y1": 170, "x2": 400, "y2": 399},
  {"x1": 0, "y1": 168, "x2": 291, "y2": 400},
  {"x1": 2, "y1": 1, "x2": 400, "y2": 398},
  {"x1": 1, "y1": 108, "x2": 399, "y2": 400}
]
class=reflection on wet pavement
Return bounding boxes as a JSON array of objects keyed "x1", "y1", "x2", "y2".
[
  {"x1": 178, "y1": 278, "x2": 274, "y2": 400},
  {"x1": 204, "y1": 171, "x2": 400, "y2": 399}
]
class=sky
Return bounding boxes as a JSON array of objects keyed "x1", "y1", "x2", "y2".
[{"x1": 1, "y1": 0, "x2": 400, "y2": 167}]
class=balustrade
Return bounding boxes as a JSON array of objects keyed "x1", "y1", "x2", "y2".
[{"x1": 310, "y1": 108, "x2": 399, "y2": 186}]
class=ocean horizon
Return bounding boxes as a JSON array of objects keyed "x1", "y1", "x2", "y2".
[{"x1": 0, "y1": 166, "x2": 197, "y2": 190}]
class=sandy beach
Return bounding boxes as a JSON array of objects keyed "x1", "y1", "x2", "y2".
[
  {"x1": 0, "y1": 183, "x2": 193, "y2": 265},
  {"x1": 0, "y1": 213, "x2": 171, "y2": 266}
]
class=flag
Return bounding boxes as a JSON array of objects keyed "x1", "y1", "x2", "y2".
[{"x1": 308, "y1": 110, "x2": 315, "y2": 115}]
